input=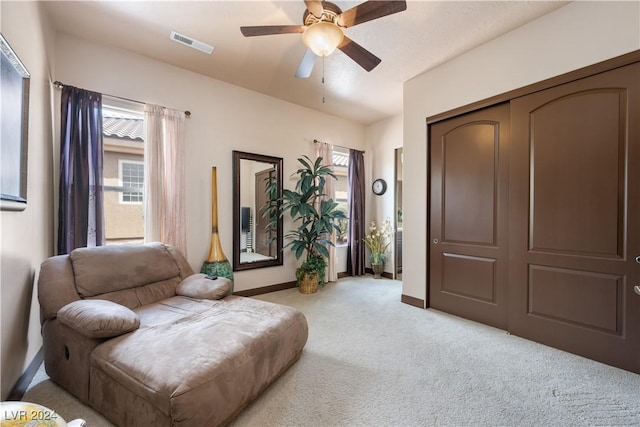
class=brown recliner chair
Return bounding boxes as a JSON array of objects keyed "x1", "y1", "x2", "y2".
[{"x1": 38, "y1": 242, "x2": 308, "y2": 426}]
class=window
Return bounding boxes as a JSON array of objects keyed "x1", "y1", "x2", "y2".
[
  {"x1": 332, "y1": 147, "x2": 350, "y2": 245},
  {"x1": 102, "y1": 98, "x2": 145, "y2": 244},
  {"x1": 119, "y1": 160, "x2": 144, "y2": 203}
]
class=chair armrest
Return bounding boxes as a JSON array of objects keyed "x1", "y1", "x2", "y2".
[
  {"x1": 176, "y1": 273, "x2": 232, "y2": 300},
  {"x1": 58, "y1": 299, "x2": 140, "y2": 338}
]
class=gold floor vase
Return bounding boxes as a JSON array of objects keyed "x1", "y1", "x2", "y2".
[{"x1": 200, "y1": 166, "x2": 234, "y2": 291}]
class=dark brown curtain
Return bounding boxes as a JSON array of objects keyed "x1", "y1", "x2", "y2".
[
  {"x1": 57, "y1": 86, "x2": 104, "y2": 254},
  {"x1": 347, "y1": 149, "x2": 365, "y2": 275}
]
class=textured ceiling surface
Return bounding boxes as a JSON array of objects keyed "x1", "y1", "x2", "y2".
[{"x1": 42, "y1": 1, "x2": 568, "y2": 124}]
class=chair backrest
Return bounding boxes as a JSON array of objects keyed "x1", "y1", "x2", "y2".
[{"x1": 38, "y1": 242, "x2": 194, "y2": 323}]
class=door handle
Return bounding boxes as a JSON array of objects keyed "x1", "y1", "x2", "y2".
[{"x1": 635, "y1": 286, "x2": 640, "y2": 296}]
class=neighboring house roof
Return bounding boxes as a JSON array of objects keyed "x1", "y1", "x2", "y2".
[
  {"x1": 333, "y1": 151, "x2": 349, "y2": 168},
  {"x1": 103, "y1": 111, "x2": 144, "y2": 142}
]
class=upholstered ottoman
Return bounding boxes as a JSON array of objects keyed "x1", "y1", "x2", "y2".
[{"x1": 87, "y1": 296, "x2": 307, "y2": 426}]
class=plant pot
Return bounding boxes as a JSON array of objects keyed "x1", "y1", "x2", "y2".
[
  {"x1": 299, "y1": 272, "x2": 319, "y2": 294},
  {"x1": 372, "y1": 263, "x2": 384, "y2": 279}
]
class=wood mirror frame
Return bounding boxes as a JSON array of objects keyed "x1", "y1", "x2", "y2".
[{"x1": 232, "y1": 151, "x2": 283, "y2": 271}]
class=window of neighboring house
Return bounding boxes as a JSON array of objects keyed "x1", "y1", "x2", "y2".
[
  {"x1": 119, "y1": 160, "x2": 144, "y2": 204},
  {"x1": 332, "y1": 147, "x2": 350, "y2": 245},
  {"x1": 102, "y1": 97, "x2": 145, "y2": 245}
]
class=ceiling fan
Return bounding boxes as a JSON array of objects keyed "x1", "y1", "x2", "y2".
[{"x1": 240, "y1": 0, "x2": 407, "y2": 78}]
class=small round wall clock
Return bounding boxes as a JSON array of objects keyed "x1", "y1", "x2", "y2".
[{"x1": 372, "y1": 179, "x2": 387, "y2": 195}]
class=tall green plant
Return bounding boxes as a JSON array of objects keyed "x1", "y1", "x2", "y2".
[
  {"x1": 281, "y1": 156, "x2": 346, "y2": 284},
  {"x1": 260, "y1": 171, "x2": 279, "y2": 246}
]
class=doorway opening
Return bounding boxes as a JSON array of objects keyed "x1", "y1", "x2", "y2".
[{"x1": 394, "y1": 147, "x2": 403, "y2": 280}]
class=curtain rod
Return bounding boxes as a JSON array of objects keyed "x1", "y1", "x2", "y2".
[
  {"x1": 313, "y1": 139, "x2": 363, "y2": 153},
  {"x1": 53, "y1": 81, "x2": 191, "y2": 117}
]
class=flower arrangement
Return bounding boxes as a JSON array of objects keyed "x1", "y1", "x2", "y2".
[{"x1": 363, "y1": 217, "x2": 392, "y2": 265}]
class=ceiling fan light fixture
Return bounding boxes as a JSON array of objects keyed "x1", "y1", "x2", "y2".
[{"x1": 302, "y1": 22, "x2": 344, "y2": 56}]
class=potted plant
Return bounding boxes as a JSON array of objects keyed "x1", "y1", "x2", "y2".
[
  {"x1": 364, "y1": 217, "x2": 392, "y2": 279},
  {"x1": 281, "y1": 156, "x2": 346, "y2": 293}
]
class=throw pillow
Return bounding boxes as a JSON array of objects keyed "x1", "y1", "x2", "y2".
[
  {"x1": 58, "y1": 299, "x2": 140, "y2": 338},
  {"x1": 176, "y1": 273, "x2": 232, "y2": 300}
]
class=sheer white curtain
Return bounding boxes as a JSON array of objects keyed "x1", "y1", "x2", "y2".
[
  {"x1": 316, "y1": 142, "x2": 338, "y2": 282},
  {"x1": 144, "y1": 105, "x2": 187, "y2": 255}
]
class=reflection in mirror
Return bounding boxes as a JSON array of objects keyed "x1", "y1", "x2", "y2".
[{"x1": 232, "y1": 151, "x2": 283, "y2": 271}]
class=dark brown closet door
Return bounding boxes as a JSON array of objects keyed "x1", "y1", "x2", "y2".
[
  {"x1": 509, "y1": 63, "x2": 640, "y2": 373},
  {"x1": 429, "y1": 103, "x2": 510, "y2": 329}
]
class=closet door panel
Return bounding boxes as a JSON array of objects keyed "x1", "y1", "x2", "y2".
[
  {"x1": 509, "y1": 63, "x2": 640, "y2": 374},
  {"x1": 429, "y1": 103, "x2": 510, "y2": 329}
]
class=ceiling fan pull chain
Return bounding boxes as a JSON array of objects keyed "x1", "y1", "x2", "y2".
[{"x1": 322, "y1": 55, "x2": 326, "y2": 104}]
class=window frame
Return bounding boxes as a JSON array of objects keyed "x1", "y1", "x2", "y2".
[
  {"x1": 332, "y1": 147, "x2": 350, "y2": 247},
  {"x1": 118, "y1": 159, "x2": 145, "y2": 205}
]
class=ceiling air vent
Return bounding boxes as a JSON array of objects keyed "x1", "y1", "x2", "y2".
[{"x1": 170, "y1": 31, "x2": 214, "y2": 54}]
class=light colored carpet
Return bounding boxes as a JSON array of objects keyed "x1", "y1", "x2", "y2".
[{"x1": 24, "y1": 277, "x2": 640, "y2": 426}]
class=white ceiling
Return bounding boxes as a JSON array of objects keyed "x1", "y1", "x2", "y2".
[{"x1": 42, "y1": 0, "x2": 569, "y2": 125}]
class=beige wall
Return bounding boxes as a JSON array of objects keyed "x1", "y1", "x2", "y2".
[
  {"x1": 0, "y1": 2, "x2": 55, "y2": 399},
  {"x1": 401, "y1": 1, "x2": 640, "y2": 303},
  {"x1": 53, "y1": 33, "x2": 367, "y2": 293}
]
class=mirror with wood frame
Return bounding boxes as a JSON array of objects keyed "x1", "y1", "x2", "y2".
[{"x1": 232, "y1": 151, "x2": 283, "y2": 271}]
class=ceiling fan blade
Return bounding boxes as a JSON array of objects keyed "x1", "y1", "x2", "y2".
[
  {"x1": 304, "y1": 0, "x2": 324, "y2": 18},
  {"x1": 240, "y1": 25, "x2": 305, "y2": 37},
  {"x1": 338, "y1": 36, "x2": 381, "y2": 72},
  {"x1": 295, "y1": 49, "x2": 317, "y2": 78},
  {"x1": 337, "y1": 0, "x2": 407, "y2": 28}
]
